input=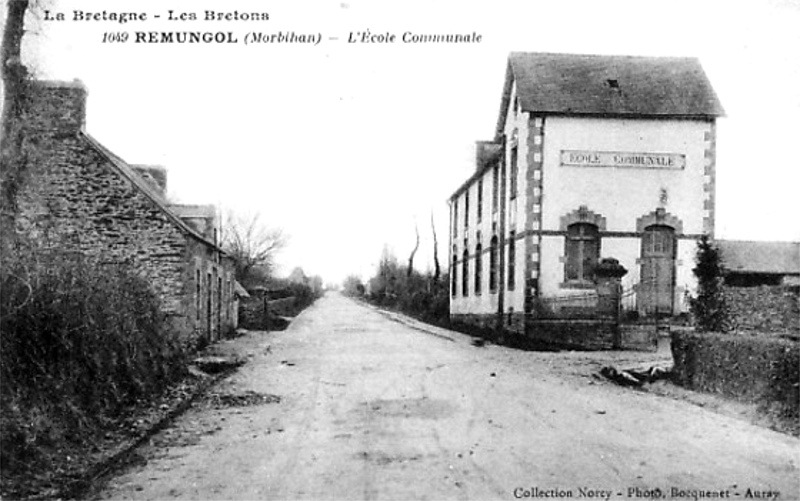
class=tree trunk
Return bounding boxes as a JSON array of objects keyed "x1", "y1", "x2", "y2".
[
  {"x1": 431, "y1": 212, "x2": 440, "y2": 282},
  {"x1": 1, "y1": 0, "x2": 31, "y2": 224},
  {"x1": 407, "y1": 223, "x2": 419, "y2": 277}
]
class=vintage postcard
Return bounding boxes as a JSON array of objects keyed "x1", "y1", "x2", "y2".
[{"x1": 1, "y1": 0, "x2": 798, "y2": 499}]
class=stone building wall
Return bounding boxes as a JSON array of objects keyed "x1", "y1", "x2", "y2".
[
  {"x1": 724, "y1": 285, "x2": 800, "y2": 335},
  {"x1": 15, "y1": 80, "x2": 236, "y2": 344},
  {"x1": 17, "y1": 132, "x2": 189, "y2": 312}
]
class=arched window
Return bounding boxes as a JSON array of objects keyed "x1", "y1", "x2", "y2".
[
  {"x1": 565, "y1": 223, "x2": 600, "y2": 283},
  {"x1": 474, "y1": 243, "x2": 482, "y2": 294},
  {"x1": 462, "y1": 250, "x2": 469, "y2": 297},
  {"x1": 489, "y1": 236, "x2": 498, "y2": 292}
]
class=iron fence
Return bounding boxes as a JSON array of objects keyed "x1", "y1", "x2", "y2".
[{"x1": 532, "y1": 283, "x2": 641, "y2": 320}]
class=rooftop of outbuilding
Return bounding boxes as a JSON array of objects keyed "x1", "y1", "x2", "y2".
[{"x1": 718, "y1": 240, "x2": 800, "y2": 275}]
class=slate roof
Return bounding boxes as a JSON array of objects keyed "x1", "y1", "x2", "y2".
[
  {"x1": 497, "y1": 52, "x2": 724, "y2": 136},
  {"x1": 717, "y1": 240, "x2": 800, "y2": 275}
]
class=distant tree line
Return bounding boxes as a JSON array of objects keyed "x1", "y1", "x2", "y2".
[{"x1": 343, "y1": 247, "x2": 449, "y2": 325}]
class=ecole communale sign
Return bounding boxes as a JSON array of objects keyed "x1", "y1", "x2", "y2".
[{"x1": 561, "y1": 150, "x2": 685, "y2": 169}]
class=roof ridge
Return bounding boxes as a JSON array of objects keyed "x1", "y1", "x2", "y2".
[{"x1": 509, "y1": 51, "x2": 699, "y2": 60}]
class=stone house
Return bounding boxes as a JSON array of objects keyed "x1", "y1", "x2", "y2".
[
  {"x1": 449, "y1": 52, "x2": 724, "y2": 337},
  {"x1": 12, "y1": 79, "x2": 238, "y2": 345}
]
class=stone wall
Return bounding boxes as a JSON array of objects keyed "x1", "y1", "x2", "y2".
[
  {"x1": 239, "y1": 296, "x2": 304, "y2": 330},
  {"x1": 15, "y1": 80, "x2": 236, "y2": 345},
  {"x1": 268, "y1": 296, "x2": 299, "y2": 317},
  {"x1": 183, "y1": 241, "x2": 237, "y2": 343},
  {"x1": 24, "y1": 80, "x2": 86, "y2": 133},
  {"x1": 239, "y1": 296, "x2": 271, "y2": 330},
  {"x1": 451, "y1": 312, "x2": 627, "y2": 350},
  {"x1": 527, "y1": 319, "x2": 616, "y2": 350},
  {"x1": 17, "y1": 132, "x2": 190, "y2": 313},
  {"x1": 724, "y1": 285, "x2": 799, "y2": 335},
  {"x1": 451, "y1": 313, "x2": 500, "y2": 332}
]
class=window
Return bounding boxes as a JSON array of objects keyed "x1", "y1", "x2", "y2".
[
  {"x1": 464, "y1": 190, "x2": 470, "y2": 228},
  {"x1": 507, "y1": 231, "x2": 516, "y2": 290},
  {"x1": 489, "y1": 236, "x2": 498, "y2": 292},
  {"x1": 474, "y1": 243, "x2": 482, "y2": 294},
  {"x1": 453, "y1": 200, "x2": 458, "y2": 237},
  {"x1": 509, "y1": 146, "x2": 518, "y2": 200},
  {"x1": 492, "y1": 164, "x2": 499, "y2": 213},
  {"x1": 206, "y1": 271, "x2": 212, "y2": 332},
  {"x1": 462, "y1": 250, "x2": 469, "y2": 297},
  {"x1": 642, "y1": 225, "x2": 674, "y2": 256},
  {"x1": 565, "y1": 223, "x2": 600, "y2": 283},
  {"x1": 451, "y1": 249, "x2": 458, "y2": 298},
  {"x1": 195, "y1": 269, "x2": 201, "y2": 322},
  {"x1": 477, "y1": 178, "x2": 483, "y2": 223},
  {"x1": 217, "y1": 275, "x2": 222, "y2": 333}
]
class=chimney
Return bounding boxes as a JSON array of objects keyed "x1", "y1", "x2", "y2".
[
  {"x1": 132, "y1": 165, "x2": 168, "y2": 195},
  {"x1": 476, "y1": 140, "x2": 501, "y2": 172},
  {"x1": 169, "y1": 204, "x2": 217, "y2": 241},
  {"x1": 25, "y1": 80, "x2": 87, "y2": 134}
]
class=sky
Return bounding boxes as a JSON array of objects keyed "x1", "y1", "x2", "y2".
[{"x1": 7, "y1": 0, "x2": 800, "y2": 284}]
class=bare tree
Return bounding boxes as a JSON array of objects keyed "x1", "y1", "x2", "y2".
[
  {"x1": 407, "y1": 222, "x2": 419, "y2": 277},
  {"x1": 431, "y1": 211, "x2": 440, "y2": 282},
  {"x1": 220, "y1": 212, "x2": 287, "y2": 288}
]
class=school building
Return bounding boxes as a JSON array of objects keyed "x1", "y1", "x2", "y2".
[{"x1": 449, "y1": 52, "x2": 725, "y2": 337}]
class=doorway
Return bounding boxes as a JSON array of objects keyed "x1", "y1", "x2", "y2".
[{"x1": 638, "y1": 225, "x2": 676, "y2": 316}]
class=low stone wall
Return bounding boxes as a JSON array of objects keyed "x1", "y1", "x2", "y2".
[
  {"x1": 451, "y1": 313, "x2": 641, "y2": 351},
  {"x1": 238, "y1": 296, "x2": 270, "y2": 330},
  {"x1": 239, "y1": 296, "x2": 301, "y2": 330},
  {"x1": 268, "y1": 297, "x2": 299, "y2": 317},
  {"x1": 724, "y1": 285, "x2": 799, "y2": 335},
  {"x1": 671, "y1": 330, "x2": 799, "y2": 420},
  {"x1": 451, "y1": 312, "x2": 525, "y2": 337},
  {"x1": 527, "y1": 319, "x2": 616, "y2": 350}
]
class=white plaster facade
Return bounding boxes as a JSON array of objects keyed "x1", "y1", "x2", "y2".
[
  {"x1": 449, "y1": 52, "x2": 723, "y2": 330},
  {"x1": 537, "y1": 116, "x2": 712, "y2": 311}
]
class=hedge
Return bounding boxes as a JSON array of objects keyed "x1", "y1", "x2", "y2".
[{"x1": 671, "y1": 330, "x2": 799, "y2": 420}]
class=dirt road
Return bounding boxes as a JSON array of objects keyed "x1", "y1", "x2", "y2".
[{"x1": 98, "y1": 293, "x2": 799, "y2": 501}]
